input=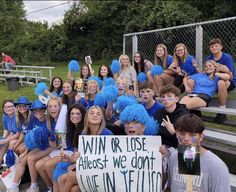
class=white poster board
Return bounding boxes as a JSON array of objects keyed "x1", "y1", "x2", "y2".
[{"x1": 76, "y1": 135, "x2": 162, "y2": 192}]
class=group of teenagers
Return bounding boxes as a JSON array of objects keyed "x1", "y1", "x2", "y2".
[{"x1": 0, "y1": 37, "x2": 233, "y2": 192}]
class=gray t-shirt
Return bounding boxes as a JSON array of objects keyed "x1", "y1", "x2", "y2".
[
  {"x1": 168, "y1": 150, "x2": 231, "y2": 192},
  {"x1": 119, "y1": 66, "x2": 137, "y2": 85}
]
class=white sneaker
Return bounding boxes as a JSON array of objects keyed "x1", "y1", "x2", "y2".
[
  {"x1": 6, "y1": 188, "x2": 19, "y2": 192},
  {"x1": 26, "y1": 186, "x2": 40, "y2": 192}
]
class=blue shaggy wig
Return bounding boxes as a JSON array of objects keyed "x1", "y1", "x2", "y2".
[
  {"x1": 115, "y1": 95, "x2": 137, "y2": 112},
  {"x1": 150, "y1": 65, "x2": 163, "y2": 77},
  {"x1": 120, "y1": 104, "x2": 148, "y2": 125},
  {"x1": 144, "y1": 116, "x2": 159, "y2": 135},
  {"x1": 120, "y1": 104, "x2": 159, "y2": 135},
  {"x1": 94, "y1": 92, "x2": 106, "y2": 108},
  {"x1": 35, "y1": 82, "x2": 48, "y2": 96},
  {"x1": 68, "y1": 59, "x2": 80, "y2": 72},
  {"x1": 137, "y1": 72, "x2": 147, "y2": 83},
  {"x1": 102, "y1": 85, "x2": 119, "y2": 103},
  {"x1": 110, "y1": 59, "x2": 120, "y2": 73},
  {"x1": 53, "y1": 162, "x2": 72, "y2": 182}
]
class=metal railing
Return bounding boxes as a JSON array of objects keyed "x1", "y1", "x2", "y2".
[{"x1": 123, "y1": 16, "x2": 236, "y2": 67}]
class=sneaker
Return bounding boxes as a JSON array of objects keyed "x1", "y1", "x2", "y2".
[
  {"x1": 26, "y1": 186, "x2": 39, "y2": 192},
  {"x1": 6, "y1": 188, "x2": 19, "y2": 192},
  {"x1": 215, "y1": 113, "x2": 227, "y2": 123}
]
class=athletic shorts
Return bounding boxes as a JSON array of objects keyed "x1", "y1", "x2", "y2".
[{"x1": 188, "y1": 93, "x2": 211, "y2": 106}]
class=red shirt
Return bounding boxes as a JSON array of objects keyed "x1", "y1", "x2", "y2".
[{"x1": 3, "y1": 55, "x2": 16, "y2": 65}]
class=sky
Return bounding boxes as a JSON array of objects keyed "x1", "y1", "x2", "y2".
[{"x1": 23, "y1": 1, "x2": 73, "y2": 26}]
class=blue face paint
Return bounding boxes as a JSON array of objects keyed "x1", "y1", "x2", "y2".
[
  {"x1": 177, "y1": 135, "x2": 183, "y2": 144},
  {"x1": 191, "y1": 136, "x2": 198, "y2": 144}
]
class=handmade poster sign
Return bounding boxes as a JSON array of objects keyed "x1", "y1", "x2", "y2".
[
  {"x1": 178, "y1": 145, "x2": 200, "y2": 175},
  {"x1": 76, "y1": 135, "x2": 162, "y2": 192}
]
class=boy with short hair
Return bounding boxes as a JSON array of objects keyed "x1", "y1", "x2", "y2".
[
  {"x1": 164, "y1": 114, "x2": 231, "y2": 191},
  {"x1": 206, "y1": 38, "x2": 236, "y2": 123},
  {"x1": 154, "y1": 84, "x2": 189, "y2": 148},
  {"x1": 139, "y1": 81, "x2": 163, "y2": 117}
]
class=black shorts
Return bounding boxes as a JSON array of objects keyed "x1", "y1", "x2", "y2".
[
  {"x1": 228, "y1": 81, "x2": 235, "y2": 91},
  {"x1": 188, "y1": 93, "x2": 211, "y2": 106}
]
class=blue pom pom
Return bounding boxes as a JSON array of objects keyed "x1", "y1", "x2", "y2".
[
  {"x1": 94, "y1": 93, "x2": 106, "y2": 108},
  {"x1": 120, "y1": 104, "x2": 148, "y2": 125},
  {"x1": 110, "y1": 59, "x2": 120, "y2": 73},
  {"x1": 53, "y1": 162, "x2": 72, "y2": 182},
  {"x1": 151, "y1": 65, "x2": 163, "y2": 76},
  {"x1": 137, "y1": 72, "x2": 147, "y2": 83},
  {"x1": 144, "y1": 117, "x2": 159, "y2": 135},
  {"x1": 115, "y1": 95, "x2": 137, "y2": 112},
  {"x1": 68, "y1": 60, "x2": 80, "y2": 72},
  {"x1": 35, "y1": 82, "x2": 48, "y2": 96},
  {"x1": 102, "y1": 85, "x2": 119, "y2": 102},
  {"x1": 88, "y1": 76, "x2": 103, "y2": 90},
  {"x1": 34, "y1": 127, "x2": 49, "y2": 150},
  {"x1": 5, "y1": 149, "x2": 15, "y2": 168},
  {"x1": 24, "y1": 129, "x2": 37, "y2": 150},
  {"x1": 103, "y1": 77, "x2": 115, "y2": 86}
]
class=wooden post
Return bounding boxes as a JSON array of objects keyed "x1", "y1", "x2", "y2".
[{"x1": 186, "y1": 175, "x2": 193, "y2": 192}]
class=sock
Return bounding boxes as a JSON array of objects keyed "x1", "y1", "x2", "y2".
[
  {"x1": 30, "y1": 183, "x2": 38, "y2": 189},
  {"x1": 220, "y1": 105, "x2": 226, "y2": 109},
  {"x1": 11, "y1": 182, "x2": 19, "y2": 189}
]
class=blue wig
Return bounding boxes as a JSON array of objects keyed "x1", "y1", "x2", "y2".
[
  {"x1": 115, "y1": 95, "x2": 137, "y2": 112},
  {"x1": 120, "y1": 104, "x2": 148, "y2": 125},
  {"x1": 110, "y1": 59, "x2": 120, "y2": 73},
  {"x1": 5, "y1": 149, "x2": 15, "y2": 168},
  {"x1": 35, "y1": 82, "x2": 48, "y2": 96},
  {"x1": 88, "y1": 76, "x2": 103, "y2": 90},
  {"x1": 137, "y1": 72, "x2": 147, "y2": 83},
  {"x1": 68, "y1": 60, "x2": 80, "y2": 72},
  {"x1": 53, "y1": 162, "x2": 72, "y2": 182},
  {"x1": 144, "y1": 117, "x2": 159, "y2": 135},
  {"x1": 102, "y1": 85, "x2": 119, "y2": 102},
  {"x1": 94, "y1": 92, "x2": 106, "y2": 108},
  {"x1": 151, "y1": 65, "x2": 163, "y2": 77},
  {"x1": 103, "y1": 77, "x2": 115, "y2": 86}
]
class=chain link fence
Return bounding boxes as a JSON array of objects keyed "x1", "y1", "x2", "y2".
[{"x1": 123, "y1": 17, "x2": 236, "y2": 67}]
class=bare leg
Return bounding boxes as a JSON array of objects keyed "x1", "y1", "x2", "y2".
[
  {"x1": 217, "y1": 80, "x2": 230, "y2": 106},
  {"x1": 179, "y1": 96, "x2": 206, "y2": 109},
  {"x1": 160, "y1": 73, "x2": 175, "y2": 85},
  {"x1": 58, "y1": 174, "x2": 68, "y2": 192},
  {"x1": 153, "y1": 75, "x2": 164, "y2": 95},
  {"x1": 45, "y1": 156, "x2": 61, "y2": 183},
  {"x1": 27, "y1": 147, "x2": 53, "y2": 184},
  {"x1": 71, "y1": 185, "x2": 80, "y2": 192},
  {"x1": 35, "y1": 156, "x2": 52, "y2": 188},
  {"x1": 186, "y1": 79, "x2": 195, "y2": 92},
  {"x1": 0, "y1": 143, "x2": 8, "y2": 165},
  {"x1": 62, "y1": 171, "x2": 78, "y2": 192}
]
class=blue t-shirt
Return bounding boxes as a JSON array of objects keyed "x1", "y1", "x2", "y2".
[
  {"x1": 81, "y1": 128, "x2": 113, "y2": 135},
  {"x1": 206, "y1": 53, "x2": 236, "y2": 85},
  {"x1": 157, "y1": 55, "x2": 173, "y2": 68},
  {"x1": 51, "y1": 90, "x2": 63, "y2": 97},
  {"x1": 179, "y1": 55, "x2": 198, "y2": 76},
  {"x1": 190, "y1": 73, "x2": 219, "y2": 97},
  {"x1": 18, "y1": 113, "x2": 34, "y2": 134},
  {"x1": 144, "y1": 101, "x2": 164, "y2": 117},
  {"x1": 79, "y1": 98, "x2": 94, "y2": 110},
  {"x1": 27, "y1": 116, "x2": 47, "y2": 134},
  {"x1": 2, "y1": 114, "x2": 19, "y2": 134}
]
